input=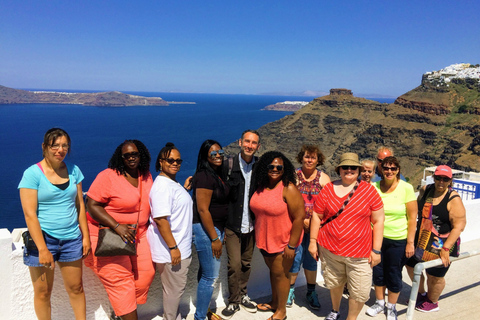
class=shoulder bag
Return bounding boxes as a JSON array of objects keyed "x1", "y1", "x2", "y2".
[
  {"x1": 95, "y1": 176, "x2": 142, "y2": 257},
  {"x1": 414, "y1": 187, "x2": 461, "y2": 262}
]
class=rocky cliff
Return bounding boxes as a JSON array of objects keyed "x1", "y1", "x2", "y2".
[
  {"x1": 395, "y1": 63, "x2": 480, "y2": 115},
  {"x1": 0, "y1": 85, "x2": 169, "y2": 106},
  {"x1": 225, "y1": 73, "x2": 480, "y2": 188}
]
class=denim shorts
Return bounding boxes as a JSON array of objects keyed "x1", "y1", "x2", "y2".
[
  {"x1": 290, "y1": 232, "x2": 318, "y2": 273},
  {"x1": 23, "y1": 232, "x2": 83, "y2": 267}
]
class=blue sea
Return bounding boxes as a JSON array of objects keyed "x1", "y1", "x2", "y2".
[{"x1": 0, "y1": 91, "x2": 394, "y2": 231}]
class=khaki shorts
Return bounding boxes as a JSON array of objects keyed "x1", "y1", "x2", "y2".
[{"x1": 321, "y1": 246, "x2": 372, "y2": 303}]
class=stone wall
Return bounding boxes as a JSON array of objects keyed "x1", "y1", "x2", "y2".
[{"x1": 329, "y1": 88, "x2": 353, "y2": 96}]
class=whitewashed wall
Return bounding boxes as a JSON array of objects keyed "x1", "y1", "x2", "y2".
[
  {"x1": 0, "y1": 228, "x2": 279, "y2": 320},
  {"x1": 1, "y1": 198, "x2": 479, "y2": 319}
]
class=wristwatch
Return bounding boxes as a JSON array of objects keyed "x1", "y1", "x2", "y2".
[
  {"x1": 372, "y1": 249, "x2": 381, "y2": 255},
  {"x1": 169, "y1": 245, "x2": 178, "y2": 250}
]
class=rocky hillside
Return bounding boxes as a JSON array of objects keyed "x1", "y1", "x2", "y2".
[
  {"x1": 225, "y1": 67, "x2": 480, "y2": 188},
  {"x1": 0, "y1": 85, "x2": 169, "y2": 106},
  {"x1": 395, "y1": 63, "x2": 480, "y2": 115}
]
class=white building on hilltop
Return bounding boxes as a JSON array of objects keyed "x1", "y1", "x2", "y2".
[{"x1": 424, "y1": 63, "x2": 480, "y2": 83}]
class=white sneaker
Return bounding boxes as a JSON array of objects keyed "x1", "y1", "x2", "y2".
[
  {"x1": 325, "y1": 310, "x2": 340, "y2": 320},
  {"x1": 366, "y1": 302, "x2": 385, "y2": 317},
  {"x1": 386, "y1": 306, "x2": 398, "y2": 320}
]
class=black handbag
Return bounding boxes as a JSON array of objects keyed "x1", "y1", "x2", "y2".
[
  {"x1": 94, "y1": 176, "x2": 142, "y2": 257},
  {"x1": 22, "y1": 230, "x2": 45, "y2": 251}
]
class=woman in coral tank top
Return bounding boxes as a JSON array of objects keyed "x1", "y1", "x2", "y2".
[{"x1": 250, "y1": 151, "x2": 305, "y2": 320}]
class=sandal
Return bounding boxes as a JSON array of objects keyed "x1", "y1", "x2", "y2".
[
  {"x1": 257, "y1": 303, "x2": 276, "y2": 312},
  {"x1": 207, "y1": 308, "x2": 224, "y2": 320},
  {"x1": 268, "y1": 316, "x2": 287, "y2": 320}
]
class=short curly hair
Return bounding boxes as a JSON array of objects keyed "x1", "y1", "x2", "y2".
[
  {"x1": 108, "y1": 139, "x2": 151, "y2": 177},
  {"x1": 251, "y1": 151, "x2": 296, "y2": 192},
  {"x1": 296, "y1": 144, "x2": 325, "y2": 166}
]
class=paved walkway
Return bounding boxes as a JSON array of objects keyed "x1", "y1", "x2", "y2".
[{"x1": 185, "y1": 238, "x2": 480, "y2": 320}]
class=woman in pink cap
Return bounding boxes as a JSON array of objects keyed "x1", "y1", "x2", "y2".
[{"x1": 405, "y1": 165, "x2": 466, "y2": 313}]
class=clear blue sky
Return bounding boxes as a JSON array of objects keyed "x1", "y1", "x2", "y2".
[{"x1": 1, "y1": 0, "x2": 479, "y2": 97}]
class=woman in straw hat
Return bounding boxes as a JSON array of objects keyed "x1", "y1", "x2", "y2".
[{"x1": 309, "y1": 153, "x2": 385, "y2": 320}]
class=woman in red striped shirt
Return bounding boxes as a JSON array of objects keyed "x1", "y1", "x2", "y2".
[{"x1": 309, "y1": 153, "x2": 385, "y2": 320}]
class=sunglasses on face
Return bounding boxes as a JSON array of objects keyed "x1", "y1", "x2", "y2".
[
  {"x1": 209, "y1": 150, "x2": 225, "y2": 158},
  {"x1": 122, "y1": 152, "x2": 140, "y2": 160},
  {"x1": 162, "y1": 158, "x2": 183, "y2": 165},
  {"x1": 434, "y1": 175, "x2": 451, "y2": 182},
  {"x1": 382, "y1": 166, "x2": 398, "y2": 172},
  {"x1": 267, "y1": 164, "x2": 284, "y2": 171},
  {"x1": 340, "y1": 165, "x2": 358, "y2": 170}
]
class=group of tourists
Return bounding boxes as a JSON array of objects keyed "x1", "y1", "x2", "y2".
[{"x1": 19, "y1": 127, "x2": 467, "y2": 320}]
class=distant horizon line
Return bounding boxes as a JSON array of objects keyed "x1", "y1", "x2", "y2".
[{"x1": 16, "y1": 86, "x2": 398, "y2": 99}]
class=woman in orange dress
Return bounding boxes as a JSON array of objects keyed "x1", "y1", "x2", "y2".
[{"x1": 84, "y1": 139, "x2": 155, "y2": 320}]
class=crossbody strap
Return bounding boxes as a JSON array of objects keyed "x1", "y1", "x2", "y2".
[
  {"x1": 321, "y1": 180, "x2": 359, "y2": 228},
  {"x1": 135, "y1": 174, "x2": 142, "y2": 230}
]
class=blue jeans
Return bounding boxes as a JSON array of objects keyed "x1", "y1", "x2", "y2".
[{"x1": 192, "y1": 223, "x2": 224, "y2": 320}]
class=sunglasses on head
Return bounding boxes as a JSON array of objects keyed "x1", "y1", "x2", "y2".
[
  {"x1": 377, "y1": 158, "x2": 384, "y2": 163},
  {"x1": 209, "y1": 150, "x2": 225, "y2": 158},
  {"x1": 122, "y1": 152, "x2": 140, "y2": 159},
  {"x1": 382, "y1": 166, "x2": 398, "y2": 172},
  {"x1": 434, "y1": 175, "x2": 451, "y2": 182},
  {"x1": 340, "y1": 165, "x2": 358, "y2": 170},
  {"x1": 267, "y1": 164, "x2": 284, "y2": 171},
  {"x1": 162, "y1": 158, "x2": 183, "y2": 165}
]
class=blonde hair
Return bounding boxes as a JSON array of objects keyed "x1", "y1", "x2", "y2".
[{"x1": 361, "y1": 159, "x2": 376, "y2": 169}]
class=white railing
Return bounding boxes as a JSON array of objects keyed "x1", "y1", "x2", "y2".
[{"x1": 406, "y1": 250, "x2": 480, "y2": 320}]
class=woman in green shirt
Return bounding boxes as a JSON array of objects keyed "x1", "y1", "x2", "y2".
[{"x1": 366, "y1": 156, "x2": 417, "y2": 320}]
